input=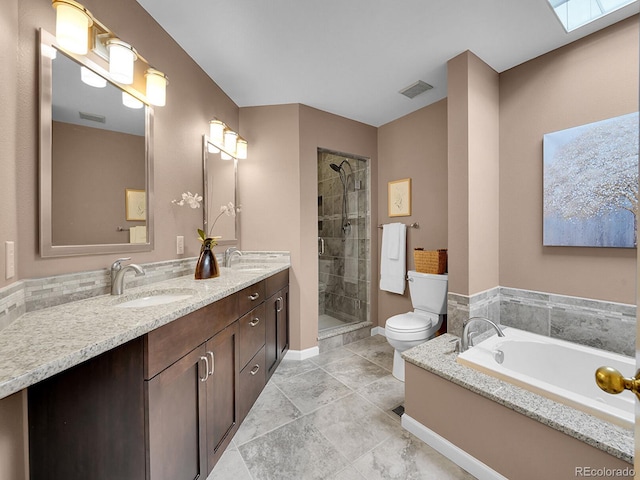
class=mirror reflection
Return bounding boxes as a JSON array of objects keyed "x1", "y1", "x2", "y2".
[
  {"x1": 202, "y1": 136, "x2": 238, "y2": 246},
  {"x1": 39, "y1": 29, "x2": 154, "y2": 257}
]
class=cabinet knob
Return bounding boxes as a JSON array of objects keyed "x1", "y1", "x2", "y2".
[
  {"x1": 250, "y1": 364, "x2": 260, "y2": 376},
  {"x1": 199, "y1": 356, "x2": 210, "y2": 382},
  {"x1": 249, "y1": 293, "x2": 260, "y2": 301},
  {"x1": 249, "y1": 317, "x2": 260, "y2": 327},
  {"x1": 276, "y1": 296, "x2": 283, "y2": 313}
]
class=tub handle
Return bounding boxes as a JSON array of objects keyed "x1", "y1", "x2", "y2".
[{"x1": 595, "y1": 366, "x2": 640, "y2": 401}]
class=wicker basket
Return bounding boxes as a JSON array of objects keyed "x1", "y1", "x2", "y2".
[{"x1": 414, "y1": 248, "x2": 447, "y2": 275}]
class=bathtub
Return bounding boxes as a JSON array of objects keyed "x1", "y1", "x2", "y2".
[{"x1": 456, "y1": 326, "x2": 635, "y2": 429}]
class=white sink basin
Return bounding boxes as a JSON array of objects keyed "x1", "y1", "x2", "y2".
[{"x1": 116, "y1": 293, "x2": 193, "y2": 308}]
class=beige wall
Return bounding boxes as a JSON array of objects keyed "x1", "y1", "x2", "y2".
[
  {"x1": 499, "y1": 16, "x2": 638, "y2": 304},
  {"x1": 447, "y1": 51, "x2": 500, "y2": 297},
  {"x1": 0, "y1": 0, "x2": 18, "y2": 288},
  {"x1": 240, "y1": 104, "x2": 377, "y2": 350},
  {"x1": 14, "y1": 0, "x2": 239, "y2": 280},
  {"x1": 377, "y1": 100, "x2": 448, "y2": 325}
]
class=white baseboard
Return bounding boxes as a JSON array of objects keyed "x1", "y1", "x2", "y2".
[
  {"x1": 284, "y1": 346, "x2": 319, "y2": 361},
  {"x1": 401, "y1": 414, "x2": 508, "y2": 480},
  {"x1": 371, "y1": 326, "x2": 386, "y2": 336}
]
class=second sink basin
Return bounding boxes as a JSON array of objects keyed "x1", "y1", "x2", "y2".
[{"x1": 116, "y1": 293, "x2": 193, "y2": 308}]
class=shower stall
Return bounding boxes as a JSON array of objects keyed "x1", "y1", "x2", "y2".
[{"x1": 317, "y1": 149, "x2": 371, "y2": 333}]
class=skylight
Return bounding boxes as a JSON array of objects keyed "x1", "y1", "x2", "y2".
[{"x1": 548, "y1": 0, "x2": 637, "y2": 31}]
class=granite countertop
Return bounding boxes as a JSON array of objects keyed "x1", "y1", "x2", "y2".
[
  {"x1": 0, "y1": 259, "x2": 289, "y2": 400},
  {"x1": 402, "y1": 334, "x2": 634, "y2": 464}
]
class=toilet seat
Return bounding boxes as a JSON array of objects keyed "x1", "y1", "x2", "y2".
[{"x1": 385, "y1": 311, "x2": 435, "y2": 334}]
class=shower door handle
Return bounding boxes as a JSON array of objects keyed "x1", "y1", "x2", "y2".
[{"x1": 318, "y1": 237, "x2": 325, "y2": 256}]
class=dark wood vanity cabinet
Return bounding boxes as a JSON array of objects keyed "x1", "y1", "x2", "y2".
[{"x1": 28, "y1": 269, "x2": 289, "y2": 480}]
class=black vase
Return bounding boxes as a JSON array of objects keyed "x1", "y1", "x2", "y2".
[{"x1": 195, "y1": 240, "x2": 220, "y2": 279}]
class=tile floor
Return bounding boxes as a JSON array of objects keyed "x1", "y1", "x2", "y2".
[{"x1": 208, "y1": 335, "x2": 476, "y2": 480}]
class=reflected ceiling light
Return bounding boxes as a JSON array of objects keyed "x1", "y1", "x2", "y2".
[
  {"x1": 52, "y1": 0, "x2": 93, "y2": 55},
  {"x1": 236, "y1": 138, "x2": 248, "y2": 160},
  {"x1": 80, "y1": 66, "x2": 107, "y2": 88},
  {"x1": 209, "y1": 120, "x2": 225, "y2": 146},
  {"x1": 122, "y1": 91, "x2": 143, "y2": 109},
  {"x1": 145, "y1": 68, "x2": 168, "y2": 106},
  {"x1": 106, "y1": 38, "x2": 137, "y2": 84}
]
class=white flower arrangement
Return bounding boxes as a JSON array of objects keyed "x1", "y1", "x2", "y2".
[
  {"x1": 171, "y1": 191, "x2": 203, "y2": 209},
  {"x1": 198, "y1": 202, "x2": 239, "y2": 247}
]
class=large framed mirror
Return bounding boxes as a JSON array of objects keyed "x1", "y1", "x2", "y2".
[
  {"x1": 39, "y1": 29, "x2": 154, "y2": 257},
  {"x1": 202, "y1": 136, "x2": 239, "y2": 246}
]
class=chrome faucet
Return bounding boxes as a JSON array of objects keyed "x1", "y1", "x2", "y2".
[
  {"x1": 110, "y1": 257, "x2": 145, "y2": 295},
  {"x1": 223, "y1": 247, "x2": 242, "y2": 267},
  {"x1": 460, "y1": 316, "x2": 505, "y2": 353}
]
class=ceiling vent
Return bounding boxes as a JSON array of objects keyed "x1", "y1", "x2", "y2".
[
  {"x1": 79, "y1": 111, "x2": 106, "y2": 123},
  {"x1": 399, "y1": 80, "x2": 433, "y2": 99}
]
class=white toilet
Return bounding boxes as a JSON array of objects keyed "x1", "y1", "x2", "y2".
[{"x1": 385, "y1": 270, "x2": 448, "y2": 381}]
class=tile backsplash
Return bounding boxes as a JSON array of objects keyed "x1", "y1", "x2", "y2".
[
  {"x1": 0, "y1": 252, "x2": 290, "y2": 332},
  {"x1": 448, "y1": 287, "x2": 636, "y2": 357}
]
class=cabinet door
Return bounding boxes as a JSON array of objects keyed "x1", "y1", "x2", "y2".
[
  {"x1": 277, "y1": 286, "x2": 289, "y2": 358},
  {"x1": 205, "y1": 323, "x2": 240, "y2": 471},
  {"x1": 265, "y1": 291, "x2": 279, "y2": 379},
  {"x1": 147, "y1": 345, "x2": 208, "y2": 480}
]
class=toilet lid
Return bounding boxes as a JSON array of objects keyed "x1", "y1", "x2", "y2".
[{"x1": 386, "y1": 312, "x2": 434, "y2": 333}]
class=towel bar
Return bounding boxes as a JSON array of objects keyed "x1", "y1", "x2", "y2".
[{"x1": 378, "y1": 222, "x2": 419, "y2": 229}]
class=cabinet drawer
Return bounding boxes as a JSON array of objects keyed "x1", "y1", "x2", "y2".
[
  {"x1": 237, "y1": 281, "x2": 265, "y2": 317},
  {"x1": 238, "y1": 346, "x2": 266, "y2": 420},
  {"x1": 238, "y1": 304, "x2": 266, "y2": 369},
  {"x1": 144, "y1": 294, "x2": 237, "y2": 380},
  {"x1": 266, "y1": 269, "x2": 289, "y2": 298}
]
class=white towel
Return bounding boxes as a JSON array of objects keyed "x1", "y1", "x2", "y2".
[
  {"x1": 380, "y1": 223, "x2": 406, "y2": 294},
  {"x1": 129, "y1": 226, "x2": 147, "y2": 244}
]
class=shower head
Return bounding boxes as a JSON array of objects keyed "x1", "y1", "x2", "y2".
[{"x1": 330, "y1": 159, "x2": 352, "y2": 173}]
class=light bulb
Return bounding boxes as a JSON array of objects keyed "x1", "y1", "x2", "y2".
[
  {"x1": 52, "y1": 1, "x2": 93, "y2": 55},
  {"x1": 145, "y1": 69, "x2": 167, "y2": 106},
  {"x1": 236, "y1": 138, "x2": 248, "y2": 160},
  {"x1": 107, "y1": 39, "x2": 137, "y2": 85},
  {"x1": 209, "y1": 120, "x2": 225, "y2": 147}
]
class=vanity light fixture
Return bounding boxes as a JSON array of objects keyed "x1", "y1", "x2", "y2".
[
  {"x1": 80, "y1": 66, "x2": 106, "y2": 88},
  {"x1": 208, "y1": 118, "x2": 247, "y2": 159},
  {"x1": 122, "y1": 91, "x2": 144, "y2": 109},
  {"x1": 145, "y1": 69, "x2": 168, "y2": 107},
  {"x1": 51, "y1": 0, "x2": 168, "y2": 105},
  {"x1": 106, "y1": 38, "x2": 137, "y2": 85},
  {"x1": 52, "y1": 0, "x2": 93, "y2": 55}
]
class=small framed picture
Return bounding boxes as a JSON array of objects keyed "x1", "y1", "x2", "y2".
[
  {"x1": 388, "y1": 178, "x2": 411, "y2": 217},
  {"x1": 125, "y1": 189, "x2": 146, "y2": 221}
]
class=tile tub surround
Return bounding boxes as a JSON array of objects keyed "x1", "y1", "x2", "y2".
[
  {"x1": 0, "y1": 254, "x2": 290, "y2": 400},
  {"x1": 402, "y1": 334, "x2": 633, "y2": 464},
  {"x1": 209, "y1": 335, "x2": 474, "y2": 480},
  {"x1": 447, "y1": 287, "x2": 635, "y2": 356}
]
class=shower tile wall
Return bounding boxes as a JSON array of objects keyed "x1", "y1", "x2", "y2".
[{"x1": 318, "y1": 152, "x2": 370, "y2": 325}]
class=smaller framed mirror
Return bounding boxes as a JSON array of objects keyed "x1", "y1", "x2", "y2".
[{"x1": 202, "y1": 136, "x2": 239, "y2": 246}]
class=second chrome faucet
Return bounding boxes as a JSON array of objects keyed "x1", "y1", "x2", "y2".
[{"x1": 110, "y1": 257, "x2": 145, "y2": 295}]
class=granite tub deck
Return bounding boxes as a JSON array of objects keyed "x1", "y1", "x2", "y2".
[
  {"x1": 0, "y1": 260, "x2": 290, "y2": 400},
  {"x1": 402, "y1": 334, "x2": 633, "y2": 464}
]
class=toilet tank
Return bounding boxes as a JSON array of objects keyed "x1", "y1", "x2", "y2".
[{"x1": 407, "y1": 270, "x2": 448, "y2": 315}]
